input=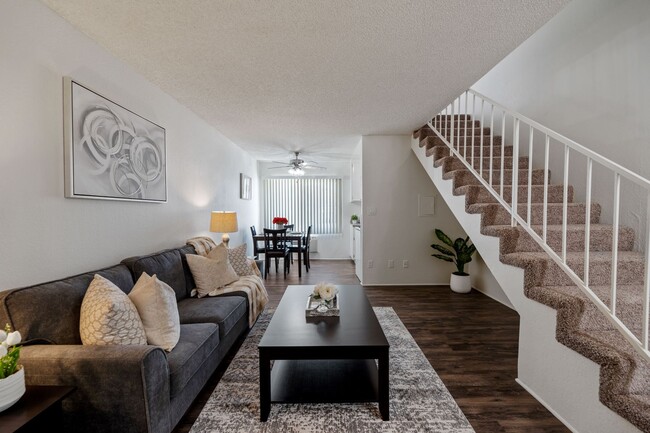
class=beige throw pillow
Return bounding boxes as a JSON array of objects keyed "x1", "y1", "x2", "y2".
[
  {"x1": 228, "y1": 243, "x2": 254, "y2": 276},
  {"x1": 128, "y1": 273, "x2": 180, "y2": 352},
  {"x1": 80, "y1": 274, "x2": 147, "y2": 346},
  {"x1": 187, "y1": 244, "x2": 239, "y2": 297}
]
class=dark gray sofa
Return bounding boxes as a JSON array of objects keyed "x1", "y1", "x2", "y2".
[{"x1": 0, "y1": 245, "x2": 260, "y2": 433}]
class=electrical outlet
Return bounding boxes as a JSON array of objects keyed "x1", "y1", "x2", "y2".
[
  {"x1": 403, "y1": 260, "x2": 409, "y2": 268},
  {"x1": 388, "y1": 259, "x2": 394, "y2": 269},
  {"x1": 368, "y1": 260, "x2": 374, "y2": 269}
]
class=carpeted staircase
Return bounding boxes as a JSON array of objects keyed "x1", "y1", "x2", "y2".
[{"x1": 413, "y1": 115, "x2": 650, "y2": 432}]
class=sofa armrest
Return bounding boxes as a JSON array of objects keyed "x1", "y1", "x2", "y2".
[
  {"x1": 21, "y1": 344, "x2": 170, "y2": 433},
  {"x1": 254, "y1": 259, "x2": 264, "y2": 277}
]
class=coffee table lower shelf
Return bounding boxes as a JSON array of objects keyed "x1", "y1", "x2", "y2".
[
  {"x1": 259, "y1": 352, "x2": 389, "y2": 422},
  {"x1": 270, "y1": 359, "x2": 379, "y2": 403}
]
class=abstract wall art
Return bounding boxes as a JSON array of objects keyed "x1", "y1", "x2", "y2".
[{"x1": 64, "y1": 78, "x2": 167, "y2": 202}]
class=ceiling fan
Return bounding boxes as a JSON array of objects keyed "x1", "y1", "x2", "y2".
[{"x1": 268, "y1": 152, "x2": 326, "y2": 176}]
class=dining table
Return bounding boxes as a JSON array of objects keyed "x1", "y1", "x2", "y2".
[{"x1": 253, "y1": 231, "x2": 304, "y2": 277}]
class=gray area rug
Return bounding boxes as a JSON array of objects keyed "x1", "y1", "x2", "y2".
[{"x1": 190, "y1": 307, "x2": 475, "y2": 433}]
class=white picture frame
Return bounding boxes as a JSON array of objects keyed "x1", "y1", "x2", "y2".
[
  {"x1": 63, "y1": 77, "x2": 167, "y2": 203},
  {"x1": 240, "y1": 173, "x2": 252, "y2": 200}
]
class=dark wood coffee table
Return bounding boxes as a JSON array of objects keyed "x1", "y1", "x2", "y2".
[
  {"x1": 258, "y1": 285, "x2": 389, "y2": 421},
  {"x1": 0, "y1": 385, "x2": 74, "y2": 433}
]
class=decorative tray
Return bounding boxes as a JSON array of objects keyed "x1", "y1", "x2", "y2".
[{"x1": 305, "y1": 293, "x2": 340, "y2": 317}]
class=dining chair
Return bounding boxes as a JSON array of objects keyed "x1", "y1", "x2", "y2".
[
  {"x1": 250, "y1": 226, "x2": 266, "y2": 259},
  {"x1": 289, "y1": 225, "x2": 312, "y2": 272},
  {"x1": 283, "y1": 224, "x2": 298, "y2": 262},
  {"x1": 263, "y1": 228, "x2": 291, "y2": 278}
]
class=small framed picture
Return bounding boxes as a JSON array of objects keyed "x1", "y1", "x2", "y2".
[{"x1": 240, "y1": 173, "x2": 252, "y2": 200}]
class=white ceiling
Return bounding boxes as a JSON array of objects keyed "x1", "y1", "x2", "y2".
[{"x1": 42, "y1": 0, "x2": 568, "y2": 162}]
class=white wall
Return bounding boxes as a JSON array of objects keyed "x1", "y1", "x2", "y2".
[
  {"x1": 0, "y1": 0, "x2": 259, "y2": 289},
  {"x1": 257, "y1": 159, "x2": 360, "y2": 259},
  {"x1": 360, "y1": 136, "x2": 483, "y2": 286},
  {"x1": 473, "y1": 0, "x2": 650, "y2": 249}
]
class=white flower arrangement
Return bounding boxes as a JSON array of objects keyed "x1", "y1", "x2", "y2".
[
  {"x1": 0, "y1": 324, "x2": 21, "y2": 379},
  {"x1": 312, "y1": 283, "x2": 338, "y2": 302}
]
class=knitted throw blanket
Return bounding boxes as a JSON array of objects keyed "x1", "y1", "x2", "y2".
[
  {"x1": 186, "y1": 236, "x2": 268, "y2": 327},
  {"x1": 186, "y1": 236, "x2": 217, "y2": 256},
  {"x1": 205, "y1": 274, "x2": 268, "y2": 327}
]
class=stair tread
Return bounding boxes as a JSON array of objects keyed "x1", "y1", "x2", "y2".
[
  {"x1": 484, "y1": 223, "x2": 632, "y2": 232},
  {"x1": 503, "y1": 250, "x2": 644, "y2": 261},
  {"x1": 534, "y1": 284, "x2": 647, "y2": 305},
  {"x1": 469, "y1": 202, "x2": 591, "y2": 210}
]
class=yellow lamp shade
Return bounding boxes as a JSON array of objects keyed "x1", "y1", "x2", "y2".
[{"x1": 210, "y1": 211, "x2": 238, "y2": 247}]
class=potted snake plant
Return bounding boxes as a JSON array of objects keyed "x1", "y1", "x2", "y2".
[{"x1": 431, "y1": 229, "x2": 476, "y2": 293}]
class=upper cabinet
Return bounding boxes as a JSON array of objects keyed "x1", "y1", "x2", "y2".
[{"x1": 350, "y1": 141, "x2": 362, "y2": 203}]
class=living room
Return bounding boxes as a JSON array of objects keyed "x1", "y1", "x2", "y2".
[{"x1": 1, "y1": 1, "x2": 649, "y2": 432}]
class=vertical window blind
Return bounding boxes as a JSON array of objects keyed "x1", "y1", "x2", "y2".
[{"x1": 264, "y1": 178, "x2": 342, "y2": 235}]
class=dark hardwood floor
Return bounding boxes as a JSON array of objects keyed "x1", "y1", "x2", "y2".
[{"x1": 173, "y1": 260, "x2": 569, "y2": 433}]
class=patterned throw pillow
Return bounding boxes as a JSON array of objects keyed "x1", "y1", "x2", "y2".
[
  {"x1": 79, "y1": 274, "x2": 147, "y2": 346},
  {"x1": 187, "y1": 245, "x2": 239, "y2": 297},
  {"x1": 228, "y1": 244, "x2": 254, "y2": 276},
  {"x1": 128, "y1": 272, "x2": 180, "y2": 352}
]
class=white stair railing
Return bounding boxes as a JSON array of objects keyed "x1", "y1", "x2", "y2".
[{"x1": 428, "y1": 89, "x2": 650, "y2": 362}]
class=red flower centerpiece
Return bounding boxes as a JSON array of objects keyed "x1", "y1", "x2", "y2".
[{"x1": 272, "y1": 217, "x2": 288, "y2": 228}]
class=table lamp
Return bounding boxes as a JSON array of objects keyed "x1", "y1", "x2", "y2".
[{"x1": 210, "y1": 211, "x2": 238, "y2": 247}]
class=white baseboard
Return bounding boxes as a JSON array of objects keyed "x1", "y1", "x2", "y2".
[
  {"x1": 516, "y1": 378, "x2": 579, "y2": 433},
  {"x1": 361, "y1": 283, "x2": 449, "y2": 287},
  {"x1": 307, "y1": 258, "x2": 353, "y2": 261}
]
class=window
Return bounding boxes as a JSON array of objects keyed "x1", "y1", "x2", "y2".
[{"x1": 264, "y1": 178, "x2": 342, "y2": 235}]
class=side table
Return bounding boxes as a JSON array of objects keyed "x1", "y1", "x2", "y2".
[{"x1": 0, "y1": 386, "x2": 74, "y2": 433}]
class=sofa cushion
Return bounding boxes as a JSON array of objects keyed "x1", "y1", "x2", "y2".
[
  {"x1": 178, "y1": 245, "x2": 198, "y2": 297},
  {"x1": 186, "y1": 251, "x2": 239, "y2": 298},
  {"x1": 228, "y1": 244, "x2": 254, "y2": 276},
  {"x1": 167, "y1": 323, "x2": 220, "y2": 397},
  {"x1": 177, "y1": 295, "x2": 247, "y2": 339},
  {"x1": 128, "y1": 273, "x2": 181, "y2": 352},
  {"x1": 0, "y1": 264, "x2": 133, "y2": 345},
  {"x1": 122, "y1": 249, "x2": 187, "y2": 302},
  {"x1": 80, "y1": 275, "x2": 148, "y2": 346}
]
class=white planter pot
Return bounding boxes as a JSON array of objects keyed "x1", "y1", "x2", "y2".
[
  {"x1": 0, "y1": 367, "x2": 25, "y2": 412},
  {"x1": 275, "y1": 224, "x2": 285, "y2": 230},
  {"x1": 450, "y1": 273, "x2": 472, "y2": 294}
]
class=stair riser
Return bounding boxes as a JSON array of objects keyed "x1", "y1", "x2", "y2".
[
  {"x1": 490, "y1": 227, "x2": 635, "y2": 254},
  {"x1": 459, "y1": 185, "x2": 573, "y2": 205},
  {"x1": 581, "y1": 300, "x2": 648, "y2": 340},
  {"x1": 469, "y1": 204, "x2": 602, "y2": 226},
  {"x1": 447, "y1": 170, "x2": 547, "y2": 188},
  {"x1": 430, "y1": 119, "x2": 482, "y2": 127},
  {"x1": 527, "y1": 285, "x2": 648, "y2": 339},
  {"x1": 437, "y1": 127, "x2": 491, "y2": 136},
  {"x1": 440, "y1": 157, "x2": 528, "y2": 171},
  {"x1": 429, "y1": 144, "x2": 511, "y2": 160},
  {"x1": 420, "y1": 134, "x2": 503, "y2": 149},
  {"x1": 508, "y1": 256, "x2": 645, "y2": 287},
  {"x1": 433, "y1": 114, "x2": 473, "y2": 121},
  {"x1": 413, "y1": 127, "x2": 432, "y2": 139}
]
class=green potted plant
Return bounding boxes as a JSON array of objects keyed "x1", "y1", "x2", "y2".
[
  {"x1": 0, "y1": 324, "x2": 23, "y2": 412},
  {"x1": 431, "y1": 229, "x2": 476, "y2": 293},
  {"x1": 350, "y1": 214, "x2": 359, "y2": 224}
]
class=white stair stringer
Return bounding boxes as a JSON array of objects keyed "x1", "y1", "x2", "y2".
[{"x1": 411, "y1": 138, "x2": 641, "y2": 433}]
